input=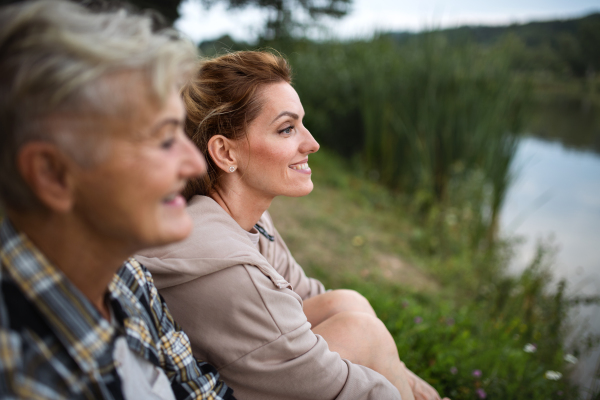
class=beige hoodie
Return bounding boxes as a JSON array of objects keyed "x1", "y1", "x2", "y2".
[{"x1": 135, "y1": 195, "x2": 401, "y2": 400}]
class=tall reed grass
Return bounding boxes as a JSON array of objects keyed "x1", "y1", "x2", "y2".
[{"x1": 278, "y1": 34, "x2": 531, "y2": 248}]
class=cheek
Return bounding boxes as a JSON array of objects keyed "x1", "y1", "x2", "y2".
[
  {"x1": 127, "y1": 152, "x2": 175, "y2": 192},
  {"x1": 85, "y1": 164, "x2": 161, "y2": 225},
  {"x1": 249, "y1": 140, "x2": 292, "y2": 172}
]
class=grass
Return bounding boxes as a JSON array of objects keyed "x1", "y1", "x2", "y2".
[
  {"x1": 269, "y1": 148, "x2": 597, "y2": 399},
  {"x1": 201, "y1": 32, "x2": 598, "y2": 397}
]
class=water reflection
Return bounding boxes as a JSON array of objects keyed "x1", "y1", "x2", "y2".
[
  {"x1": 501, "y1": 137, "x2": 600, "y2": 391},
  {"x1": 529, "y1": 96, "x2": 600, "y2": 155}
]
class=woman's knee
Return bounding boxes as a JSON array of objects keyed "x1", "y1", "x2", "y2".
[
  {"x1": 318, "y1": 311, "x2": 397, "y2": 367},
  {"x1": 325, "y1": 289, "x2": 376, "y2": 316},
  {"x1": 304, "y1": 289, "x2": 376, "y2": 328},
  {"x1": 348, "y1": 312, "x2": 394, "y2": 346}
]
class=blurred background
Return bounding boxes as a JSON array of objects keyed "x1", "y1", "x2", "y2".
[
  {"x1": 182, "y1": 0, "x2": 600, "y2": 393},
  {"x1": 5, "y1": 0, "x2": 599, "y2": 398},
  {"x1": 180, "y1": 1, "x2": 600, "y2": 396}
]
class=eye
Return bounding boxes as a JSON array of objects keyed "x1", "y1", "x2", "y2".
[
  {"x1": 279, "y1": 125, "x2": 294, "y2": 135},
  {"x1": 161, "y1": 137, "x2": 176, "y2": 149}
]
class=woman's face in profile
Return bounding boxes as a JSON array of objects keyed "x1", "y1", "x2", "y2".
[
  {"x1": 235, "y1": 82, "x2": 320, "y2": 199},
  {"x1": 73, "y1": 87, "x2": 207, "y2": 251}
]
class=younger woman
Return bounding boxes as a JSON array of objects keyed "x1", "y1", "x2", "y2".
[{"x1": 136, "y1": 51, "x2": 446, "y2": 400}]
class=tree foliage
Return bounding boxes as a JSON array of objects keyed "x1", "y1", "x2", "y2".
[
  {"x1": 199, "y1": 0, "x2": 351, "y2": 39},
  {"x1": 96, "y1": 0, "x2": 351, "y2": 39},
  {"x1": 0, "y1": 0, "x2": 184, "y2": 25},
  {"x1": 126, "y1": 0, "x2": 184, "y2": 24},
  {"x1": 386, "y1": 13, "x2": 600, "y2": 77}
]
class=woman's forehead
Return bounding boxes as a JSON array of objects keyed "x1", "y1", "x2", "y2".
[{"x1": 258, "y1": 82, "x2": 303, "y2": 118}]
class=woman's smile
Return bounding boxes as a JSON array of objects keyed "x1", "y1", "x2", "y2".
[
  {"x1": 162, "y1": 191, "x2": 187, "y2": 207},
  {"x1": 289, "y1": 159, "x2": 311, "y2": 173}
]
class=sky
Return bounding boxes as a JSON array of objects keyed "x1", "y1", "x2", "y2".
[{"x1": 175, "y1": 0, "x2": 600, "y2": 43}]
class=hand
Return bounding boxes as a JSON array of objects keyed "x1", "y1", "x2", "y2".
[{"x1": 403, "y1": 364, "x2": 450, "y2": 400}]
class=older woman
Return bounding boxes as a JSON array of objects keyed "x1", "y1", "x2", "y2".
[
  {"x1": 136, "y1": 51, "x2": 446, "y2": 400},
  {"x1": 0, "y1": 1, "x2": 233, "y2": 399}
]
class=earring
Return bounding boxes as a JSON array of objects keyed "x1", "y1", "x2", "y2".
[{"x1": 229, "y1": 166, "x2": 236, "y2": 172}]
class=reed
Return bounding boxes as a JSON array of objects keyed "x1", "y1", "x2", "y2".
[{"x1": 279, "y1": 34, "x2": 531, "y2": 248}]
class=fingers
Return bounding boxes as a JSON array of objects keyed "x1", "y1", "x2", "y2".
[
  {"x1": 410, "y1": 373, "x2": 441, "y2": 400},
  {"x1": 403, "y1": 365, "x2": 450, "y2": 400}
]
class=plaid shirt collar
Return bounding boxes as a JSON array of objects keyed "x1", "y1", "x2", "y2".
[{"x1": 0, "y1": 218, "x2": 121, "y2": 375}]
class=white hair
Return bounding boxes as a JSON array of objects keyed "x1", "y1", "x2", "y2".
[{"x1": 0, "y1": 0, "x2": 199, "y2": 210}]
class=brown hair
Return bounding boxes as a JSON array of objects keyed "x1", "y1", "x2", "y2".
[{"x1": 182, "y1": 50, "x2": 292, "y2": 199}]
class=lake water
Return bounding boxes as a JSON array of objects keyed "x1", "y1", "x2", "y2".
[{"x1": 500, "y1": 136, "x2": 600, "y2": 392}]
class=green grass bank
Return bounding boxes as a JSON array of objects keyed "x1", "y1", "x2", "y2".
[
  {"x1": 201, "y1": 23, "x2": 600, "y2": 397},
  {"x1": 269, "y1": 149, "x2": 598, "y2": 400}
]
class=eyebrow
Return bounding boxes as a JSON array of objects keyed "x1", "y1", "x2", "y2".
[
  {"x1": 270, "y1": 111, "x2": 299, "y2": 125},
  {"x1": 147, "y1": 118, "x2": 183, "y2": 137}
]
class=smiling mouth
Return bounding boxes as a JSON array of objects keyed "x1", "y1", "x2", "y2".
[
  {"x1": 163, "y1": 184, "x2": 187, "y2": 207},
  {"x1": 163, "y1": 193, "x2": 186, "y2": 207},
  {"x1": 289, "y1": 163, "x2": 310, "y2": 170}
]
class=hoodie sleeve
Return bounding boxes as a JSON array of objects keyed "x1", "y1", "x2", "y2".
[
  {"x1": 257, "y1": 212, "x2": 326, "y2": 300},
  {"x1": 156, "y1": 263, "x2": 401, "y2": 400}
]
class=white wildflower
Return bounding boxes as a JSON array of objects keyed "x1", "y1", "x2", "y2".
[
  {"x1": 523, "y1": 343, "x2": 537, "y2": 353},
  {"x1": 544, "y1": 371, "x2": 563, "y2": 380},
  {"x1": 564, "y1": 354, "x2": 578, "y2": 364}
]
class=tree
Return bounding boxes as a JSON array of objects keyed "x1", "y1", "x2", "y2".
[
  {"x1": 126, "y1": 0, "x2": 184, "y2": 25},
  {"x1": 0, "y1": 0, "x2": 350, "y2": 39},
  {"x1": 0, "y1": 0, "x2": 184, "y2": 26},
  {"x1": 200, "y1": 0, "x2": 351, "y2": 39},
  {"x1": 133, "y1": 0, "x2": 352, "y2": 39}
]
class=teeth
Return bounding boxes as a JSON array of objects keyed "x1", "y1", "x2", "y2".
[{"x1": 290, "y1": 163, "x2": 309, "y2": 170}]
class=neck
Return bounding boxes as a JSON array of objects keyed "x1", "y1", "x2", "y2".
[
  {"x1": 8, "y1": 210, "x2": 131, "y2": 320},
  {"x1": 209, "y1": 184, "x2": 273, "y2": 232}
]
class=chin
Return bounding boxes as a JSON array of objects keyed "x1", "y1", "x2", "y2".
[
  {"x1": 284, "y1": 183, "x2": 314, "y2": 198},
  {"x1": 153, "y1": 218, "x2": 193, "y2": 247}
]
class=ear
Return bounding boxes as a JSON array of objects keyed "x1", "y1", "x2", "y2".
[
  {"x1": 207, "y1": 135, "x2": 242, "y2": 172},
  {"x1": 17, "y1": 142, "x2": 75, "y2": 213}
]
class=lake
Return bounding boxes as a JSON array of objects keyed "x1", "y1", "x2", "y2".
[{"x1": 500, "y1": 136, "x2": 600, "y2": 392}]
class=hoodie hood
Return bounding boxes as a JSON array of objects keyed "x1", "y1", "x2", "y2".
[{"x1": 135, "y1": 195, "x2": 291, "y2": 291}]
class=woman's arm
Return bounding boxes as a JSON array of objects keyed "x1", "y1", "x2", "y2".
[{"x1": 158, "y1": 263, "x2": 401, "y2": 400}]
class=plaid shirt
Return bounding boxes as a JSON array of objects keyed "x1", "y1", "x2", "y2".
[{"x1": 0, "y1": 219, "x2": 235, "y2": 400}]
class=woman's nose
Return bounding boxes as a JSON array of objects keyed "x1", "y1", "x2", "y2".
[{"x1": 301, "y1": 126, "x2": 320, "y2": 154}]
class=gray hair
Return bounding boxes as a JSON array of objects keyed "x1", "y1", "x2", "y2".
[{"x1": 0, "y1": 0, "x2": 199, "y2": 211}]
